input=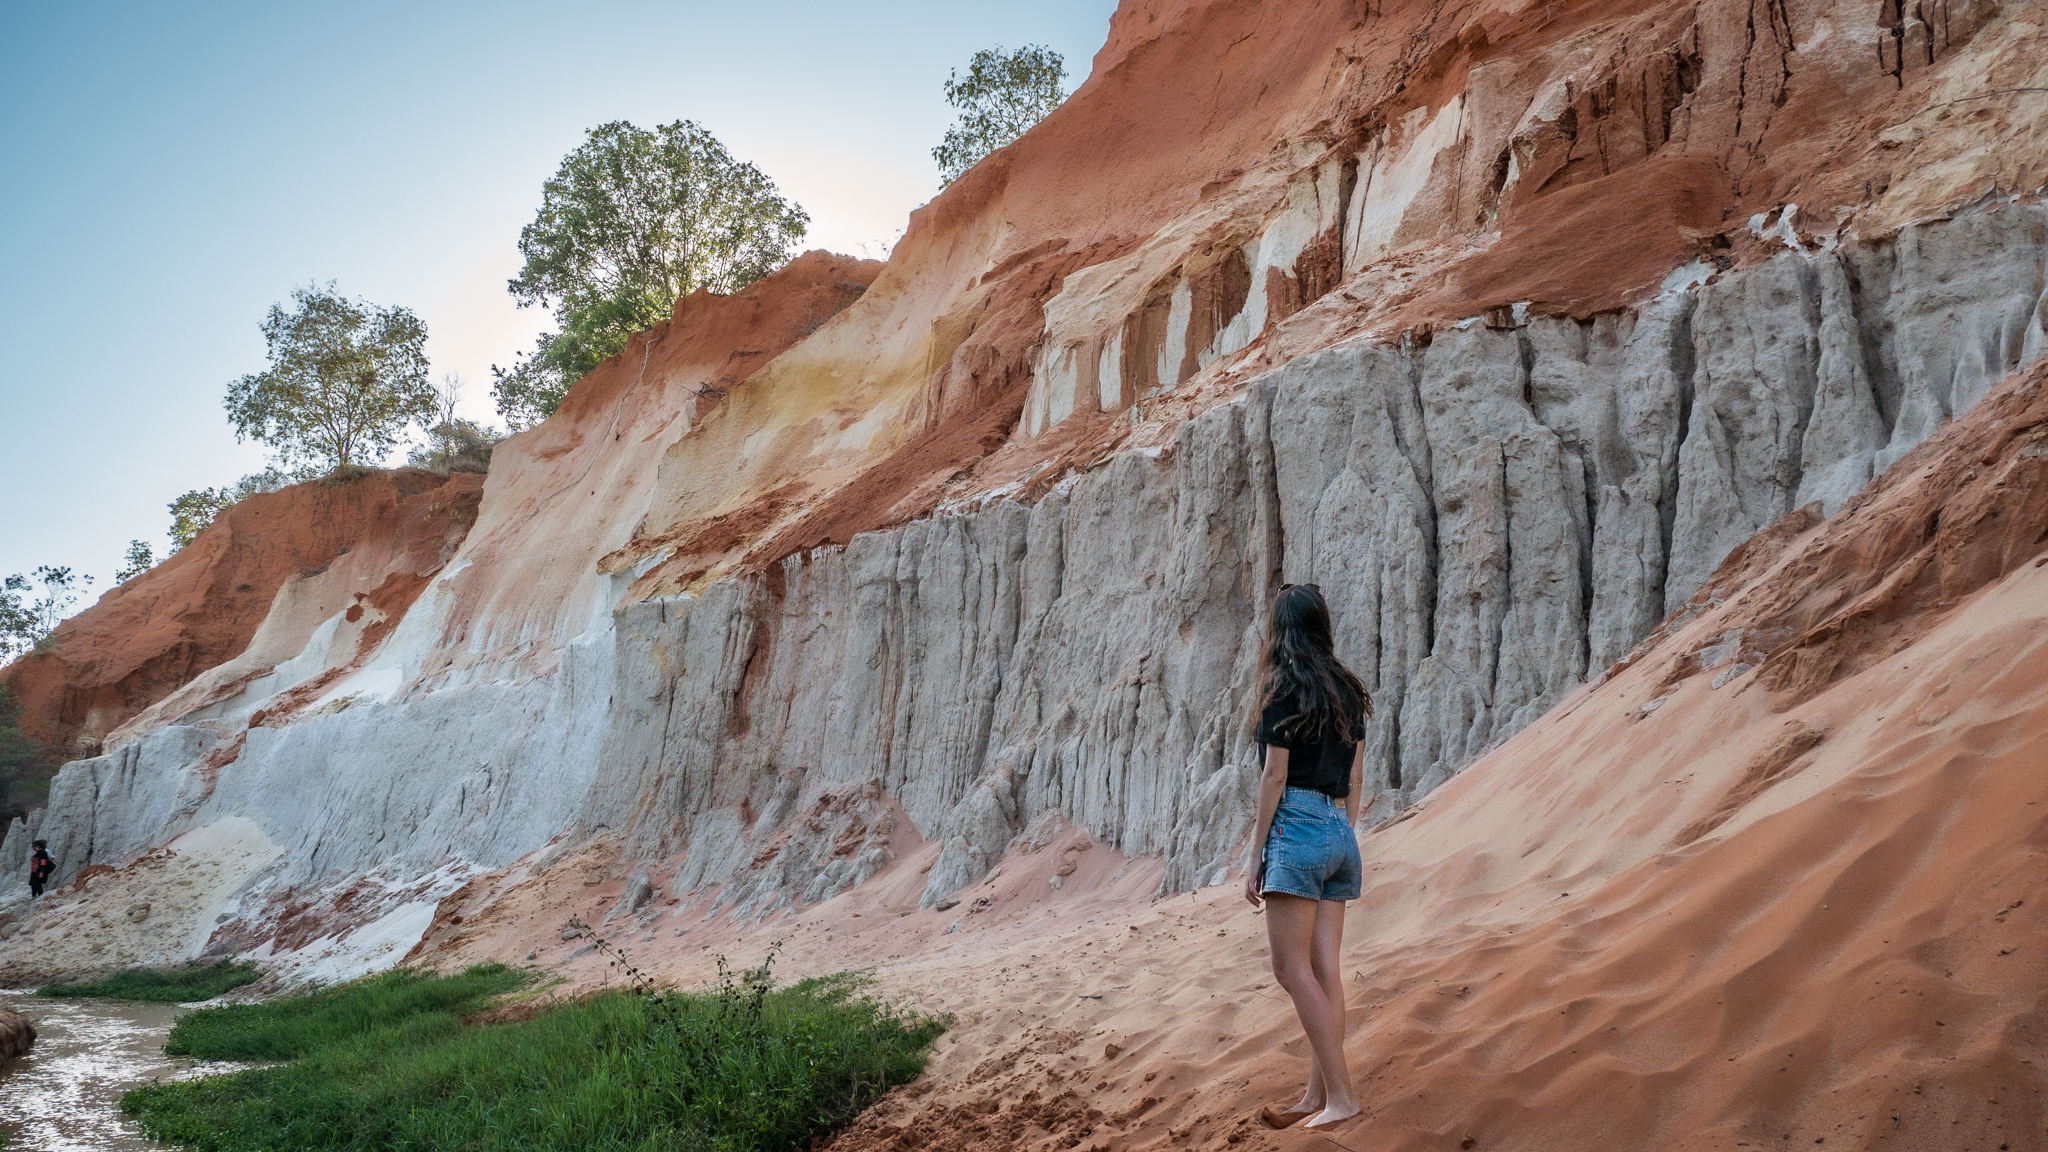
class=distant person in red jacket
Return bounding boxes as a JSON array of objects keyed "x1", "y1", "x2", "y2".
[{"x1": 28, "y1": 839, "x2": 55, "y2": 899}]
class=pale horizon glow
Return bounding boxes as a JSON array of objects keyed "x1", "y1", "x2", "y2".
[{"x1": 0, "y1": 0, "x2": 1116, "y2": 601}]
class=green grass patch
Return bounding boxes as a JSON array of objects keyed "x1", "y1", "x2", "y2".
[
  {"x1": 35, "y1": 960, "x2": 261, "y2": 1003},
  {"x1": 159, "y1": 961, "x2": 530, "y2": 1061},
  {"x1": 123, "y1": 954, "x2": 947, "y2": 1152}
]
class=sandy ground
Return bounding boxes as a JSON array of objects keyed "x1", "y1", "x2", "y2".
[{"x1": 0, "y1": 819, "x2": 279, "y2": 986}]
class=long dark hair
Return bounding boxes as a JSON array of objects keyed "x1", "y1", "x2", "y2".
[{"x1": 1252, "y1": 583, "x2": 1372, "y2": 746}]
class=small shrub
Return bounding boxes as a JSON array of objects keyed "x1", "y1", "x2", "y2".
[
  {"x1": 407, "y1": 417, "x2": 502, "y2": 476},
  {"x1": 38, "y1": 960, "x2": 261, "y2": 1003},
  {"x1": 168, "y1": 469, "x2": 295, "y2": 551},
  {"x1": 319, "y1": 464, "x2": 373, "y2": 486}
]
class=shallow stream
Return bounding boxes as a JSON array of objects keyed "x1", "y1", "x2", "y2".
[{"x1": 0, "y1": 989, "x2": 246, "y2": 1150}]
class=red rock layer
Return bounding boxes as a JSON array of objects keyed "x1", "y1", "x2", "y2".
[
  {"x1": 548, "y1": 249, "x2": 884, "y2": 435},
  {"x1": 0, "y1": 469, "x2": 482, "y2": 755}
]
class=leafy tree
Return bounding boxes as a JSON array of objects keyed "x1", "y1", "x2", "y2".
[
  {"x1": 932, "y1": 45, "x2": 1068, "y2": 186},
  {"x1": 168, "y1": 469, "x2": 292, "y2": 551},
  {"x1": 115, "y1": 539, "x2": 155, "y2": 584},
  {"x1": 0, "y1": 575, "x2": 31, "y2": 660},
  {"x1": 492, "y1": 120, "x2": 810, "y2": 426},
  {"x1": 168, "y1": 490, "x2": 232, "y2": 551},
  {"x1": 225, "y1": 284, "x2": 435, "y2": 473},
  {"x1": 0, "y1": 566, "x2": 93, "y2": 660}
]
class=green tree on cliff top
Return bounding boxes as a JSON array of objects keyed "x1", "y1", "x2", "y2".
[
  {"x1": 0, "y1": 575, "x2": 33, "y2": 661},
  {"x1": 492, "y1": 120, "x2": 810, "y2": 427},
  {"x1": 115, "y1": 539, "x2": 155, "y2": 584},
  {"x1": 931, "y1": 45, "x2": 1068, "y2": 187},
  {"x1": 224, "y1": 284, "x2": 434, "y2": 475},
  {"x1": 0, "y1": 566, "x2": 93, "y2": 661}
]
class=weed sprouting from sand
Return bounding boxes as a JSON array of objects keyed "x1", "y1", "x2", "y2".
[
  {"x1": 35, "y1": 960, "x2": 260, "y2": 1003},
  {"x1": 121, "y1": 938, "x2": 948, "y2": 1152}
]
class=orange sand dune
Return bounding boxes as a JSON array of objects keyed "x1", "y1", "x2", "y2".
[{"x1": 414, "y1": 367, "x2": 2048, "y2": 1152}]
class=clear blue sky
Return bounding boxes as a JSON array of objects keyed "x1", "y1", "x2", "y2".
[{"x1": 0, "y1": 0, "x2": 1117, "y2": 600}]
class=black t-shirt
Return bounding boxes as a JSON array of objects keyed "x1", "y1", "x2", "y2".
[{"x1": 1254, "y1": 683, "x2": 1364, "y2": 798}]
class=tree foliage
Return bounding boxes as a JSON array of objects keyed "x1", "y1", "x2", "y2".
[
  {"x1": 169, "y1": 469, "x2": 292, "y2": 552},
  {"x1": 115, "y1": 539, "x2": 156, "y2": 584},
  {"x1": 225, "y1": 284, "x2": 435, "y2": 473},
  {"x1": 492, "y1": 120, "x2": 810, "y2": 426},
  {"x1": 932, "y1": 45, "x2": 1068, "y2": 186},
  {"x1": 168, "y1": 490, "x2": 233, "y2": 552},
  {"x1": 0, "y1": 565, "x2": 93, "y2": 661},
  {"x1": 0, "y1": 576, "x2": 30, "y2": 660}
]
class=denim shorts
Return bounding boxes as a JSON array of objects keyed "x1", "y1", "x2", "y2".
[{"x1": 1261, "y1": 786, "x2": 1363, "y2": 902}]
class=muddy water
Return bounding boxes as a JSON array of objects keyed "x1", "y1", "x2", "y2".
[{"x1": 0, "y1": 989, "x2": 249, "y2": 1151}]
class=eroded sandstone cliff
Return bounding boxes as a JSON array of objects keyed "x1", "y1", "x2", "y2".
[{"x1": 0, "y1": 2, "x2": 2044, "y2": 1141}]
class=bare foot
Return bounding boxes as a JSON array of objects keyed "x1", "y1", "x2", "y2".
[
  {"x1": 1260, "y1": 1106, "x2": 1316, "y2": 1129},
  {"x1": 1303, "y1": 1102, "x2": 1362, "y2": 1129}
]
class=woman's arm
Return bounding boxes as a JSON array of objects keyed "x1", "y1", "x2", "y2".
[
  {"x1": 1346, "y1": 742, "x2": 1365, "y2": 827},
  {"x1": 1244, "y1": 744, "x2": 1290, "y2": 906}
]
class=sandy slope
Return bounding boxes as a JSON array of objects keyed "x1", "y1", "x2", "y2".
[{"x1": 400, "y1": 364, "x2": 2048, "y2": 1152}]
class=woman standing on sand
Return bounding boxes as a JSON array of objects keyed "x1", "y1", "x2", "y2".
[{"x1": 1243, "y1": 583, "x2": 1382, "y2": 1131}]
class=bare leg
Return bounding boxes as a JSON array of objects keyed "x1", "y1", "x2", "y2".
[
  {"x1": 1264, "y1": 895, "x2": 1360, "y2": 1127},
  {"x1": 1288, "y1": 1054, "x2": 1326, "y2": 1114},
  {"x1": 1288, "y1": 898, "x2": 1348, "y2": 1111},
  {"x1": 1304, "y1": 899, "x2": 1355, "y2": 1124}
]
